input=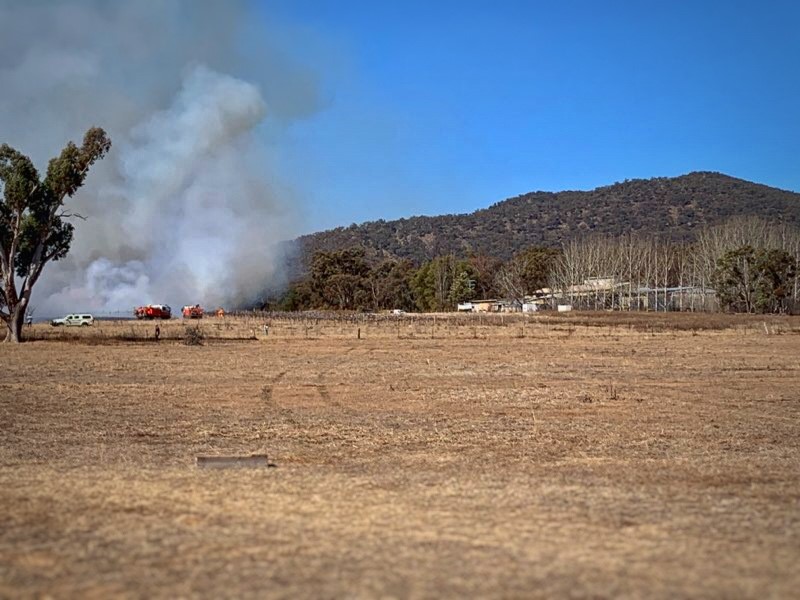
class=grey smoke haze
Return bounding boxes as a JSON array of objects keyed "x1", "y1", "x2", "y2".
[{"x1": 0, "y1": 0, "x2": 319, "y2": 316}]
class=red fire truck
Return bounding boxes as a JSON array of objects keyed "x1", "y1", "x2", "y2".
[
  {"x1": 134, "y1": 304, "x2": 172, "y2": 320},
  {"x1": 182, "y1": 305, "x2": 205, "y2": 319}
]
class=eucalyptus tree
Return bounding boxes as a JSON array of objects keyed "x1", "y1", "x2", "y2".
[{"x1": 0, "y1": 128, "x2": 111, "y2": 342}]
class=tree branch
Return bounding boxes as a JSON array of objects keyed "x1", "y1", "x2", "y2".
[{"x1": 57, "y1": 209, "x2": 87, "y2": 221}]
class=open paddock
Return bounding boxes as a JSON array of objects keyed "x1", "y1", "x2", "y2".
[
  {"x1": 2, "y1": 313, "x2": 799, "y2": 597},
  {"x1": 22, "y1": 309, "x2": 800, "y2": 343}
]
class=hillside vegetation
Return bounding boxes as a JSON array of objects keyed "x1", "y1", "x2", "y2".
[{"x1": 296, "y1": 172, "x2": 800, "y2": 265}]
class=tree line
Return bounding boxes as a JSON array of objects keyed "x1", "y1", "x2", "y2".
[
  {"x1": 551, "y1": 218, "x2": 798, "y2": 313},
  {"x1": 271, "y1": 217, "x2": 799, "y2": 315}
]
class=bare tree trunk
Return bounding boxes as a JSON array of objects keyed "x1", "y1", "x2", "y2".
[
  {"x1": 3, "y1": 298, "x2": 27, "y2": 343},
  {"x1": 792, "y1": 239, "x2": 800, "y2": 310},
  {"x1": 661, "y1": 241, "x2": 673, "y2": 312}
]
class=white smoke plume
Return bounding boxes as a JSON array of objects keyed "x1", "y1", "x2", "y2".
[{"x1": 0, "y1": 1, "x2": 318, "y2": 317}]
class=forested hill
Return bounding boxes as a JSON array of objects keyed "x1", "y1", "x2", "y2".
[{"x1": 295, "y1": 172, "x2": 800, "y2": 265}]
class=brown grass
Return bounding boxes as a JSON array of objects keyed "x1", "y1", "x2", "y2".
[
  {"x1": 22, "y1": 310, "x2": 800, "y2": 344},
  {"x1": 1, "y1": 315, "x2": 799, "y2": 598}
]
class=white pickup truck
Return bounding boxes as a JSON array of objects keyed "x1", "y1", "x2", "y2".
[{"x1": 51, "y1": 314, "x2": 95, "y2": 327}]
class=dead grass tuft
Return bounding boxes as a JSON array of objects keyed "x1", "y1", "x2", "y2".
[{"x1": 183, "y1": 324, "x2": 205, "y2": 346}]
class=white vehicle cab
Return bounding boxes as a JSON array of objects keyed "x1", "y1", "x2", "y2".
[{"x1": 51, "y1": 314, "x2": 95, "y2": 327}]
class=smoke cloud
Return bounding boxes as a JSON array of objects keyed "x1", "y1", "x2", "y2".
[{"x1": 0, "y1": 1, "x2": 318, "y2": 316}]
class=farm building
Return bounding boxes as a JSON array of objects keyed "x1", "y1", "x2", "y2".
[
  {"x1": 530, "y1": 278, "x2": 719, "y2": 312},
  {"x1": 522, "y1": 278, "x2": 622, "y2": 311}
]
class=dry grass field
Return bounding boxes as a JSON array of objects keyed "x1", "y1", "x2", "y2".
[{"x1": 2, "y1": 313, "x2": 800, "y2": 598}]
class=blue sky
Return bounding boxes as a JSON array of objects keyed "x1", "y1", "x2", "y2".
[{"x1": 248, "y1": 0, "x2": 800, "y2": 233}]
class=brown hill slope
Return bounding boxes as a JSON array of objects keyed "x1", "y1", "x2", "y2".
[{"x1": 296, "y1": 172, "x2": 800, "y2": 265}]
